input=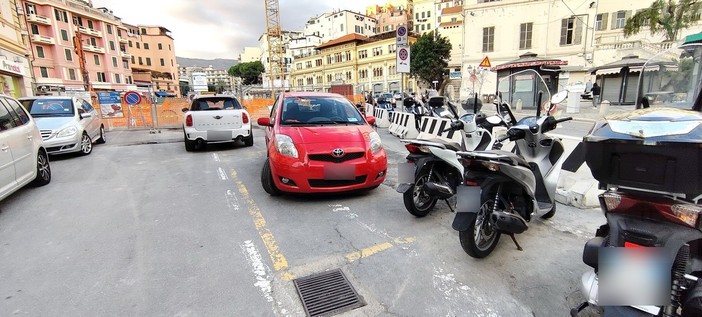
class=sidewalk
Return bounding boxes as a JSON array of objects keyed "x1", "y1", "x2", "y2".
[
  {"x1": 511, "y1": 99, "x2": 636, "y2": 121},
  {"x1": 104, "y1": 128, "x2": 184, "y2": 146}
]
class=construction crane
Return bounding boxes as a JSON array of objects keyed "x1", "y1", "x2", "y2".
[{"x1": 264, "y1": 0, "x2": 284, "y2": 99}]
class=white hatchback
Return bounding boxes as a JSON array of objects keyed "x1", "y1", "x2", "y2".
[
  {"x1": 182, "y1": 95, "x2": 253, "y2": 151},
  {"x1": 0, "y1": 95, "x2": 51, "y2": 201}
]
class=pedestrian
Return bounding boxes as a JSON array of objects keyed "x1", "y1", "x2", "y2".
[{"x1": 591, "y1": 82, "x2": 601, "y2": 108}]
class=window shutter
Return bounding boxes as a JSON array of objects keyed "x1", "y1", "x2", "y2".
[
  {"x1": 601, "y1": 13, "x2": 609, "y2": 30},
  {"x1": 574, "y1": 19, "x2": 583, "y2": 45},
  {"x1": 560, "y1": 19, "x2": 568, "y2": 45},
  {"x1": 611, "y1": 11, "x2": 617, "y2": 30}
]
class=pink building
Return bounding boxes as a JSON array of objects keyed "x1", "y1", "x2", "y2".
[{"x1": 22, "y1": 0, "x2": 135, "y2": 94}]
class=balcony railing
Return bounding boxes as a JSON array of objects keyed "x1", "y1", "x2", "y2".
[
  {"x1": 118, "y1": 36, "x2": 128, "y2": 43},
  {"x1": 26, "y1": 14, "x2": 51, "y2": 25},
  {"x1": 31, "y1": 34, "x2": 55, "y2": 45},
  {"x1": 120, "y1": 51, "x2": 131, "y2": 59},
  {"x1": 78, "y1": 26, "x2": 103, "y2": 37},
  {"x1": 83, "y1": 44, "x2": 105, "y2": 54}
]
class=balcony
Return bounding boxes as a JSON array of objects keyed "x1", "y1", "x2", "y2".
[
  {"x1": 26, "y1": 14, "x2": 51, "y2": 25},
  {"x1": 78, "y1": 26, "x2": 103, "y2": 37},
  {"x1": 83, "y1": 44, "x2": 105, "y2": 54},
  {"x1": 118, "y1": 36, "x2": 128, "y2": 43},
  {"x1": 31, "y1": 34, "x2": 55, "y2": 45},
  {"x1": 120, "y1": 51, "x2": 131, "y2": 59}
]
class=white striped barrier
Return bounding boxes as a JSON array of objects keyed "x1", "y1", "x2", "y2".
[
  {"x1": 373, "y1": 108, "x2": 391, "y2": 128},
  {"x1": 416, "y1": 116, "x2": 463, "y2": 146},
  {"x1": 388, "y1": 112, "x2": 419, "y2": 139}
]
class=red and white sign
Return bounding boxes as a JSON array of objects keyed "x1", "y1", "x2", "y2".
[{"x1": 397, "y1": 45, "x2": 410, "y2": 73}]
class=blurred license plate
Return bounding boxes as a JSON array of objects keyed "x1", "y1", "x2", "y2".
[
  {"x1": 208, "y1": 131, "x2": 231, "y2": 141},
  {"x1": 397, "y1": 162, "x2": 415, "y2": 184},
  {"x1": 324, "y1": 164, "x2": 355, "y2": 180}
]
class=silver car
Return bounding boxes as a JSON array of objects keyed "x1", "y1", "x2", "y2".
[{"x1": 19, "y1": 96, "x2": 105, "y2": 155}]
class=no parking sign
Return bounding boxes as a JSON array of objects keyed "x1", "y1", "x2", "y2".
[{"x1": 397, "y1": 45, "x2": 410, "y2": 73}]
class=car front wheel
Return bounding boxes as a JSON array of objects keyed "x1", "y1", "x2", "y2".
[
  {"x1": 32, "y1": 150, "x2": 51, "y2": 186},
  {"x1": 80, "y1": 132, "x2": 92, "y2": 155}
]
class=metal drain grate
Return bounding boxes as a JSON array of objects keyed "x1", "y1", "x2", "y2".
[{"x1": 293, "y1": 269, "x2": 366, "y2": 317}]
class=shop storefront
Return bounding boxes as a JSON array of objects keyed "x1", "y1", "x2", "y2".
[{"x1": 0, "y1": 59, "x2": 28, "y2": 98}]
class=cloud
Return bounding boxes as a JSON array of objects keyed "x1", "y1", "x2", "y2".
[{"x1": 91, "y1": 0, "x2": 379, "y2": 59}]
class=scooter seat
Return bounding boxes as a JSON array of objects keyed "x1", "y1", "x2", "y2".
[{"x1": 480, "y1": 150, "x2": 530, "y2": 167}]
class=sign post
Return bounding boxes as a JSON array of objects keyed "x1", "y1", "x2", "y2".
[{"x1": 396, "y1": 25, "x2": 409, "y2": 98}]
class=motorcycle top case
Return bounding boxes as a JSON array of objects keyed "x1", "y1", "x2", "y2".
[{"x1": 583, "y1": 108, "x2": 702, "y2": 197}]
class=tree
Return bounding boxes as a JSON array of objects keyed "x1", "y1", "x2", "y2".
[
  {"x1": 228, "y1": 61, "x2": 265, "y2": 85},
  {"x1": 409, "y1": 31, "x2": 452, "y2": 93},
  {"x1": 215, "y1": 79, "x2": 227, "y2": 93},
  {"x1": 624, "y1": 0, "x2": 702, "y2": 41}
]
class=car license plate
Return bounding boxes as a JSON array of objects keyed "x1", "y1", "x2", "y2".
[
  {"x1": 323, "y1": 164, "x2": 356, "y2": 180},
  {"x1": 208, "y1": 130, "x2": 232, "y2": 141},
  {"x1": 397, "y1": 162, "x2": 415, "y2": 184}
]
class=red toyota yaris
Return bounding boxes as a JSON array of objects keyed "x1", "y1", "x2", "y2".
[{"x1": 257, "y1": 92, "x2": 387, "y2": 195}]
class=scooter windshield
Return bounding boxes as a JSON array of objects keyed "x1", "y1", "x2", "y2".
[
  {"x1": 638, "y1": 43, "x2": 702, "y2": 111},
  {"x1": 496, "y1": 69, "x2": 552, "y2": 114}
]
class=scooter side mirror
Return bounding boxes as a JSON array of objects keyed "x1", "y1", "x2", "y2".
[
  {"x1": 486, "y1": 115, "x2": 502, "y2": 125},
  {"x1": 551, "y1": 91, "x2": 568, "y2": 105}
]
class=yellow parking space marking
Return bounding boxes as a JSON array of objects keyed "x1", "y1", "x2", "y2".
[{"x1": 344, "y1": 236, "x2": 416, "y2": 263}]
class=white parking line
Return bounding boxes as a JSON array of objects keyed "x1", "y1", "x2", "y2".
[
  {"x1": 212, "y1": 153, "x2": 221, "y2": 162},
  {"x1": 225, "y1": 190, "x2": 240, "y2": 211},
  {"x1": 217, "y1": 167, "x2": 228, "y2": 180},
  {"x1": 241, "y1": 240, "x2": 274, "y2": 303}
]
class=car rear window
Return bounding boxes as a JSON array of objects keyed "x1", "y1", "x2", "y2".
[
  {"x1": 20, "y1": 99, "x2": 74, "y2": 117},
  {"x1": 190, "y1": 97, "x2": 242, "y2": 111}
]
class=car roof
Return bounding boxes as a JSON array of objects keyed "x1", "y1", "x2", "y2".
[
  {"x1": 283, "y1": 92, "x2": 346, "y2": 98},
  {"x1": 18, "y1": 96, "x2": 74, "y2": 100},
  {"x1": 192, "y1": 94, "x2": 238, "y2": 100}
]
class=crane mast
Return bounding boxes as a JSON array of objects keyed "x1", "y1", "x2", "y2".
[{"x1": 264, "y1": 0, "x2": 284, "y2": 99}]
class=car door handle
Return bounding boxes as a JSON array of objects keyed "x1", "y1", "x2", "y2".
[
  {"x1": 1, "y1": 146, "x2": 8, "y2": 152},
  {"x1": 27, "y1": 135, "x2": 33, "y2": 140}
]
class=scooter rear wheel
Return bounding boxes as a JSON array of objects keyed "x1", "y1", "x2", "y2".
[
  {"x1": 459, "y1": 199, "x2": 501, "y2": 258},
  {"x1": 403, "y1": 169, "x2": 438, "y2": 217},
  {"x1": 541, "y1": 203, "x2": 556, "y2": 219}
]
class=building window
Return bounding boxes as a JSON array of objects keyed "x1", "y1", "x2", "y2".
[
  {"x1": 87, "y1": 37, "x2": 97, "y2": 46},
  {"x1": 39, "y1": 67, "x2": 48, "y2": 78},
  {"x1": 519, "y1": 23, "x2": 533, "y2": 50},
  {"x1": 169, "y1": 44, "x2": 171, "y2": 50},
  {"x1": 36, "y1": 46, "x2": 45, "y2": 58},
  {"x1": 560, "y1": 17, "x2": 582, "y2": 45},
  {"x1": 65, "y1": 48, "x2": 72, "y2": 61},
  {"x1": 614, "y1": 11, "x2": 628, "y2": 29},
  {"x1": 138, "y1": 57, "x2": 143, "y2": 65},
  {"x1": 595, "y1": 13, "x2": 608, "y2": 31},
  {"x1": 146, "y1": 57, "x2": 151, "y2": 66},
  {"x1": 112, "y1": 57, "x2": 118, "y2": 67},
  {"x1": 25, "y1": 3, "x2": 36, "y2": 15},
  {"x1": 136, "y1": 42, "x2": 140, "y2": 49},
  {"x1": 94, "y1": 55, "x2": 100, "y2": 65},
  {"x1": 327, "y1": 74, "x2": 332, "y2": 82},
  {"x1": 107, "y1": 25, "x2": 113, "y2": 34},
  {"x1": 61, "y1": 29, "x2": 68, "y2": 41},
  {"x1": 359, "y1": 50, "x2": 367, "y2": 59},
  {"x1": 160, "y1": 58, "x2": 165, "y2": 66},
  {"x1": 97, "y1": 72, "x2": 106, "y2": 82},
  {"x1": 128, "y1": 40, "x2": 133, "y2": 47},
  {"x1": 171, "y1": 59, "x2": 174, "y2": 66},
  {"x1": 73, "y1": 16, "x2": 83, "y2": 26},
  {"x1": 30, "y1": 24, "x2": 39, "y2": 35},
  {"x1": 144, "y1": 43, "x2": 149, "y2": 50},
  {"x1": 126, "y1": 76, "x2": 132, "y2": 84},
  {"x1": 346, "y1": 71, "x2": 351, "y2": 80},
  {"x1": 388, "y1": 44, "x2": 396, "y2": 53},
  {"x1": 123, "y1": 60, "x2": 129, "y2": 69},
  {"x1": 131, "y1": 56, "x2": 135, "y2": 64},
  {"x1": 482, "y1": 27, "x2": 495, "y2": 52},
  {"x1": 158, "y1": 43, "x2": 163, "y2": 50},
  {"x1": 141, "y1": 28, "x2": 146, "y2": 34},
  {"x1": 114, "y1": 74, "x2": 121, "y2": 83},
  {"x1": 109, "y1": 41, "x2": 115, "y2": 51},
  {"x1": 54, "y1": 9, "x2": 68, "y2": 22},
  {"x1": 88, "y1": 20, "x2": 94, "y2": 29},
  {"x1": 118, "y1": 29, "x2": 122, "y2": 37},
  {"x1": 68, "y1": 68, "x2": 76, "y2": 80}
]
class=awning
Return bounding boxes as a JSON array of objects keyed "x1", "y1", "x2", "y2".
[
  {"x1": 594, "y1": 65, "x2": 660, "y2": 75},
  {"x1": 155, "y1": 91, "x2": 168, "y2": 97}
]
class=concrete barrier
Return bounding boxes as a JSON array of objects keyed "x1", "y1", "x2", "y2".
[
  {"x1": 388, "y1": 112, "x2": 420, "y2": 139},
  {"x1": 373, "y1": 108, "x2": 391, "y2": 128},
  {"x1": 416, "y1": 116, "x2": 463, "y2": 146}
]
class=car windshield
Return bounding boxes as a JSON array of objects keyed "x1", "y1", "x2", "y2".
[
  {"x1": 21, "y1": 99, "x2": 74, "y2": 117},
  {"x1": 381, "y1": 93, "x2": 393, "y2": 99},
  {"x1": 190, "y1": 97, "x2": 242, "y2": 111},
  {"x1": 281, "y1": 96, "x2": 364, "y2": 125}
]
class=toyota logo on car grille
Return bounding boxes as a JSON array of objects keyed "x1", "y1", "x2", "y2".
[{"x1": 332, "y1": 148, "x2": 344, "y2": 157}]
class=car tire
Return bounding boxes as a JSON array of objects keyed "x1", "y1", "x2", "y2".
[
  {"x1": 244, "y1": 129, "x2": 254, "y2": 146},
  {"x1": 79, "y1": 132, "x2": 92, "y2": 155},
  {"x1": 32, "y1": 150, "x2": 51, "y2": 187},
  {"x1": 96, "y1": 125, "x2": 106, "y2": 144},
  {"x1": 261, "y1": 158, "x2": 282, "y2": 196},
  {"x1": 184, "y1": 136, "x2": 196, "y2": 152}
]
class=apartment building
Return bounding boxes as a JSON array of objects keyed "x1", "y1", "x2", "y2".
[
  {"x1": 21, "y1": 0, "x2": 135, "y2": 95},
  {"x1": 124, "y1": 24, "x2": 179, "y2": 96},
  {"x1": 303, "y1": 10, "x2": 378, "y2": 43},
  {"x1": 0, "y1": 0, "x2": 33, "y2": 98},
  {"x1": 238, "y1": 46, "x2": 262, "y2": 64},
  {"x1": 413, "y1": 0, "x2": 462, "y2": 35},
  {"x1": 258, "y1": 31, "x2": 299, "y2": 88},
  {"x1": 178, "y1": 65, "x2": 234, "y2": 92},
  {"x1": 290, "y1": 32, "x2": 417, "y2": 94},
  {"x1": 373, "y1": 5, "x2": 411, "y2": 34},
  {"x1": 460, "y1": 0, "x2": 702, "y2": 100}
]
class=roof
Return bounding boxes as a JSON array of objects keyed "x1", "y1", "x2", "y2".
[
  {"x1": 317, "y1": 33, "x2": 368, "y2": 49},
  {"x1": 587, "y1": 55, "x2": 651, "y2": 75},
  {"x1": 440, "y1": 22, "x2": 462, "y2": 28},
  {"x1": 284, "y1": 92, "x2": 344, "y2": 98},
  {"x1": 441, "y1": 6, "x2": 462, "y2": 15},
  {"x1": 493, "y1": 52, "x2": 568, "y2": 71},
  {"x1": 18, "y1": 96, "x2": 73, "y2": 100}
]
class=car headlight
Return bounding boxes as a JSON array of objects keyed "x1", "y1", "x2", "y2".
[
  {"x1": 57, "y1": 126, "x2": 78, "y2": 137},
  {"x1": 369, "y1": 131, "x2": 383, "y2": 153},
  {"x1": 275, "y1": 134, "x2": 298, "y2": 158}
]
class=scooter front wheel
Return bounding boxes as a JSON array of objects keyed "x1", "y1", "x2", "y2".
[
  {"x1": 459, "y1": 199, "x2": 501, "y2": 258},
  {"x1": 403, "y1": 169, "x2": 438, "y2": 217}
]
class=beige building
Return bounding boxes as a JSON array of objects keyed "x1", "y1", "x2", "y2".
[
  {"x1": 0, "y1": 0, "x2": 32, "y2": 97},
  {"x1": 178, "y1": 65, "x2": 234, "y2": 92},
  {"x1": 290, "y1": 32, "x2": 417, "y2": 94},
  {"x1": 459, "y1": 0, "x2": 702, "y2": 100},
  {"x1": 413, "y1": 0, "x2": 462, "y2": 35},
  {"x1": 238, "y1": 47, "x2": 261, "y2": 64},
  {"x1": 124, "y1": 24, "x2": 179, "y2": 95}
]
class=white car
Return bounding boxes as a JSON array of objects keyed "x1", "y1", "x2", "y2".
[
  {"x1": 182, "y1": 95, "x2": 253, "y2": 151},
  {"x1": 19, "y1": 96, "x2": 105, "y2": 156},
  {"x1": 0, "y1": 95, "x2": 51, "y2": 201}
]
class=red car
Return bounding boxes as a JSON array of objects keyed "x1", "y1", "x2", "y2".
[{"x1": 257, "y1": 92, "x2": 387, "y2": 194}]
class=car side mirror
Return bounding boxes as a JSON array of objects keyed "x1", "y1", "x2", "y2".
[
  {"x1": 257, "y1": 117, "x2": 272, "y2": 127},
  {"x1": 366, "y1": 116, "x2": 376, "y2": 125},
  {"x1": 80, "y1": 112, "x2": 92, "y2": 119},
  {"x1": 181, "y1": 107, "x2": 188, "y2": 113}
]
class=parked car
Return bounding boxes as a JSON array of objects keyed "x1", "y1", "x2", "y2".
[
  {"x1": 181, "y1": 95, "x2": 253, "y2": 151},
  {"x1": 0, "y1": 95, "x2": 51, "y2": 201},
  {"x1": 19, "y1": 96, "x2": 105, "y2": 156},
  {"x1": 257, "y1": 92, "x2": 387, "y2": 195},
  {"x1": 393, "y1": 92, "x2": 406, "y2": 105}
]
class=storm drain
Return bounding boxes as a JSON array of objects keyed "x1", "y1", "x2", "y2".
[{"x1": 293, "y1": 269, "x2": 366, "y2": 317}]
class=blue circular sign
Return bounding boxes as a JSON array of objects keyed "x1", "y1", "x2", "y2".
[
  {"x1": 124, "y1": 91, "x2": 142, "y2": 105},
  {"x1": 397, "y1": 26, "x2": 407, "y2": 37}
]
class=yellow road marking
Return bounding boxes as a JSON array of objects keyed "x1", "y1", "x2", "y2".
[{"x1": 344, "y1": 236, "x2": 416, "y2": 263}]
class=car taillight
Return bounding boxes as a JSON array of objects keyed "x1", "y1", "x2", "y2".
[
  {"x1": 405, "y1": 143, "x2": 430, "y2": 154},
  {"x1": 185, "y1": 114, "x2": 193, "y2": 127},
  {"x1": 242, "y1": 112, "x2": 249, "y2": 124},
  {"x1": 601, "y1": 192, "x2": 702, "y2": 228}
]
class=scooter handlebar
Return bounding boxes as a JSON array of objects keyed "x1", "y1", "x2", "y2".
[
  {"x1": 442, "y1": 120, "x2": 464, "y2": 133},
  {"x1": 556, "y1": 117, "x2": 573, "y2": 124}
]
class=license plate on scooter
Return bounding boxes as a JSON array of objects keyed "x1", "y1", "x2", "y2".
[
  {"x1": 397, "y1": 162, "x2": 415, "y2": 184},
  {"x1": 457, "y1": 186, "x2": 481, "y2": 213}
]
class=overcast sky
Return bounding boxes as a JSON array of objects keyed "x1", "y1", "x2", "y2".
[{"x1": 91, "y1": 0, "x2": 380, "y2": 59}]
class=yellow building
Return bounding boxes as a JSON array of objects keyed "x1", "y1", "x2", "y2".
[{"x1": 290, "y1": 32, "x2": 417, "y2": 94}]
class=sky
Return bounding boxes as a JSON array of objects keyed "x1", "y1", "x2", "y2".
[{"x1": 91, "y1": 0, "x2": 382, "y2": 60}]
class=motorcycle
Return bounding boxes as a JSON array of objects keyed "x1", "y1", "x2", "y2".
[
  {"x1": 427, "y1": 96, "x2": 455, "y2": 119},
  {"x1": 450, "y1": 69, "x2": 572, "y2": 258},
  {"x1": 572, "y1": 41, "x2": 702, "y2": 317},
  {"x1": 396, "y1": 95, "x2": 505, "y2": 217}
]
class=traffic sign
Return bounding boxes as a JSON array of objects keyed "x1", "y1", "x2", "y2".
[
  {"x1": 479, "y1": 56, "x2": 492, "y2": 68},
  {"x1": 124, "y1": 91, "x2": 142, "y2": 105},
  {"x1": 397, "y1": 45, "x2": 410, "y2": 73},
  {"x1": 396, "y1": 25, "x2": 408, "y2": 45}
]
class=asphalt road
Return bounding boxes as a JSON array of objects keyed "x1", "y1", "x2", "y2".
[{"x1": 0, "y1": 130, "x2": 604, "y2": 316}]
